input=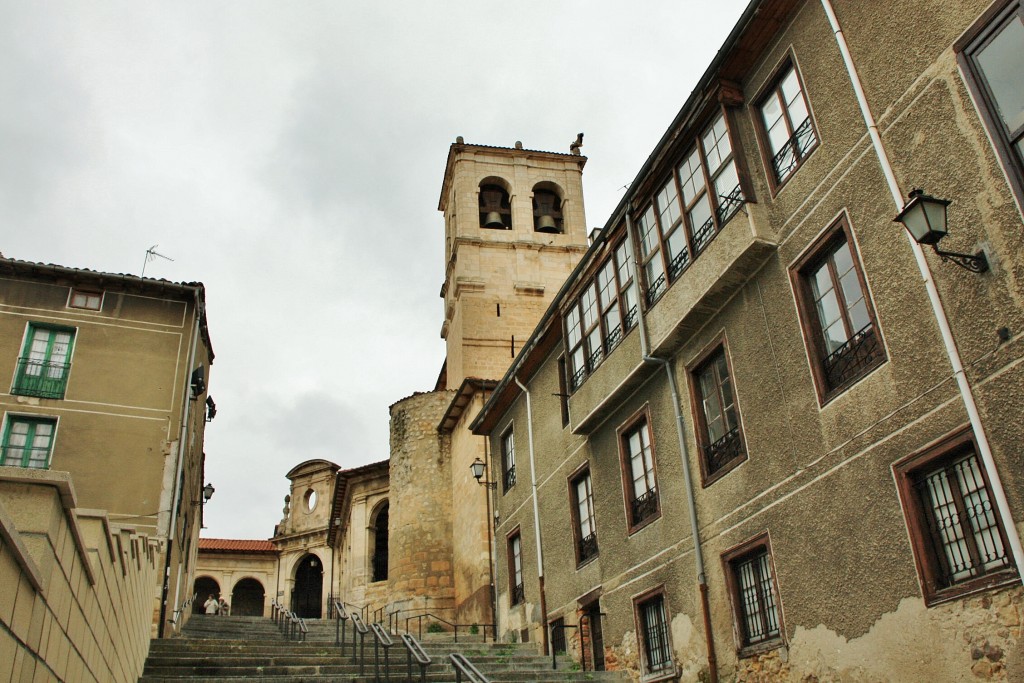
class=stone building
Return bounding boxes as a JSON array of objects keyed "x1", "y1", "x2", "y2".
[
  {"x1": 471, "y1": 0, "x2": 1024, "y2": 681},
  {"x1": 0, "y1": 258, "x2": 215, "y2": 644}
]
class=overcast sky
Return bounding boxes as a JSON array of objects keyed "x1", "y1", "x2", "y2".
[{"x1": 2, "y1": 0, "x2": 749, "y2": 539}]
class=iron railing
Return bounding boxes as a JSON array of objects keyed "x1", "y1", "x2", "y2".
[
  {"x1": 510, "y1": 583, "x2": 525, "y2": 606},
  {"x1": 503, "y1": 466, "x2": 517, "y2": 491},
  {"x1": 704, "y1": 427, "x2": 744, "y2": 475},
  {"x1": 577, "y1": 532, "x2": 598, "y2": 563},
  {"x1": 667, "y1": 248, "x2": 690, "y2": 282},
  {"x1": 404, "y1": 611, "x2": 494, "y2": 643},
  {"x1": 401, "y1": 634, "x2": 432, "y2": 683},
  {"x1": 12, "y1": 358, "x2": 70, "y2": 399},
  {"x1": 717, "y1": 183, "x2": 744, "y2": 223},
  {"x1": 771, "y1": 117, "x2": 816, "y2": 182},
  {"x1": 370, "y1": 622, "x2": 394, "y2": 683},
  {"x1": 645, "y1": 273, "x2": 667, "y2": 307},
  {"x1": 632, "y1": 489, "x2": 658, "y2": 525},
  {"x1": 449, "y1": 653, "x2": 491, "y2": 683},
  {"x1": 822, "y1": 324, "x2": 881, "y2": 393},
  {"x1": 691, "y1": 215, "x2": 716, "y2": 256}
]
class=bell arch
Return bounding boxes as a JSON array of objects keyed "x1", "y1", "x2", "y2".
[
  {"x1": 532, "y1": 181, "x2": 564, "y2": 233},
  {"x1": 479, "y1": 177, "x2": 512, "y2": 229}
]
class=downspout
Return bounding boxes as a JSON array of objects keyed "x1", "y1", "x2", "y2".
[
  {"x1": 626, "y1": 213, "x2": 718, "y2": 682},
  {"x1": 158, "y1": 292, "x2": 202, "y2": 637},
  {"x1": 514, "y1": 376, "x2": 549, "y2": 656},
  {"x1": 483, "y1": 428, "x2": 498, "y2": 642},
  {"x1": 819, "y1": 0, "x2": 1024, "y2": 571}
]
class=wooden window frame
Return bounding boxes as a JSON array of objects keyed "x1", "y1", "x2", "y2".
[
  {"x1": 752, "y1": 55, "x2": 819, "y2": 195},
  {"x1": 632, "y1": 586, "x2": 674, "y2": 679},
  {"x1": 568, "y1": 463, "x2": 598, "y2": 567},
  {"x1": 687, "y1": 337, "x2": 747, "y2": 487},
  {"x1": 617, "y1": 406, "x2": 661, "y2": 534},
  {"x1": 721, "y1": 532, "x2": 784, "y2": 657},
  {"x1": 1, "y1": 414, "x2": 57, "y2": 469},
  {"x1": 635, "y1": 108, "x2": 747, "y2": 307},
  {"x1": 68, "y1": 288, "x2": 103, "y2": 311},
  {"x1": 500, "y1": 425, "x2": 517, "y2": 494},
  {"x1": 893, "y1": 427, "x2": 1019, "y2": 606},
  {"x1": 12, "y1": 323, "x2": 76, "y2": 400},
  {"x1": 507, "y1": 528, "x2": 525, "y2": 606},
  {"x1": 956, "y1": 1, "x2": 1024, "y2": 210},
  {"x1": 790, "y1": 215, "x2": 885, "y2": 405}
]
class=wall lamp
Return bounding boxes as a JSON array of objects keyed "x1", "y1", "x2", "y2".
[
  {"x1": 195, "y1": 483, "x2": 215, "y2": 505},
  {"x1": 470, "y1": 458, "x2": 497, "y2": 490},
  {"x1": 894, "y1": 189, "x2": 989, "y2": 273}
]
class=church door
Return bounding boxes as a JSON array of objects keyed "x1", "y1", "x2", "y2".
[{"x1": 292, "y1": 555, "x2": 323, "y2": 618}]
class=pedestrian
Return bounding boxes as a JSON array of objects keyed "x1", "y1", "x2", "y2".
[
  {"x1": 203, "y1": 594, "x2": 218, "y2": 615},
  {"x1": 218, "y1": 596, "x2": 230, "y2": 616}
]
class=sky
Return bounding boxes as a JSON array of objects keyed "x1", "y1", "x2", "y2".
[{"x1": 1, "y1": 0, "x2": 750, "y2": 539}]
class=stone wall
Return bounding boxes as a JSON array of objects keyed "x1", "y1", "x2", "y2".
[
  {"x1": 388, "y1": 391, "x2": 456, "y2": 616},
  {"x1": 0, "y1": 467, "x2": 158, "y2": 683}
]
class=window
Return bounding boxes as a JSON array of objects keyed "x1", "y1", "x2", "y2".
[
  {"x1": 479, "y1": 183, "x2": 512, "y2": 229},
  {"x1": 557, "y1": 357, "x2": 570, "y2": 427},
  {"x1": 533, "y1": 187, "x2": 563, "y2": 233},
  {"x1": 12, "y1": 324, "x2": 75, "y2": 400},
  {"x1": 1, "y1": 416, "x2": 56, "y2": 469},
  {"x1": 565, "y1": 238, "x2": 638, "y2": 390},
  {"x1": 757, "y1": 61, "x2": 817, "y2": 187},
  {"x1": 500, "y1": 427, "x2": 517, "y2": 493},
  {"x1": 690, "y1": 343, "x2": 746, "y2": 484},
  {"x1": 570, "y1": 466, "x2": 598, "y2": 565},
  {"x1": 370, "y1": 502, "x2": 389, "y2": 582},
  {"x1": 723, "y1": 535, "x2": 782, "y2": 653},
  {"x1": 791, "y1": 217, "x2": 884, "y2": 402},
  {"x1": 619, "y1": 412, "x2": 659, "y2": 531},
  {"x1": 68, "y1": 289, "x2": 102, "y2": 310},
  {"x1": 508, "y1": 530, "x2": 524, "y2": 605},
  {"x1": 959, "y1": 2, "x2": 1024, "y2": 206},
  {"x1": 635, "y1": 591, "x2": 672, "y2": 675},
  {"x1": 636, "y1": 111, "x2": 746, "y2": 306},
  {"x1": 894, "y1": 429, "x2": 1018, "y2": 605}
]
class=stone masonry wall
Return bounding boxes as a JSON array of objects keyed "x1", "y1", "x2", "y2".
[{"x1": 388, "y1": 392, "x2": 456, "y2": 613}]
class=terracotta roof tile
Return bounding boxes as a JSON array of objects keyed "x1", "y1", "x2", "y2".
[{"x1": 199, "y1": 538, "x2": 276, "y2": 553}]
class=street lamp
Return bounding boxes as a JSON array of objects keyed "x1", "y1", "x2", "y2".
[
  {"x1": 470, "y1": 458, "x2": 497, "y2": 489},
  {"x1": 894, "y1": 189, "x2": 989, "y2": 273},
  {"x1": 195, "y1": 483, "x2": 215, "y2": 505}
]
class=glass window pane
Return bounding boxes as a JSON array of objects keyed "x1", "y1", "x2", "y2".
[
  {"x1": 713, "y1": 162, "x2": 741, "y2": 205},
  {"x1": 639, "y1": 207, "x2": 659, "y2": 257},
  {"x1": 678, "y1": 149, "x2": 706, "y2": 205},
  {"x1": 976, "y1": 15, "x2": 1024, "y2": 134},
  {"x1": 657, "y1": 179, "x2": 681, "y2": 228}
]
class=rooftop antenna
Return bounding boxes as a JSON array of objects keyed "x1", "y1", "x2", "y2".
[{"x1": 142, "y1": 245, "x2": 174, "y2": 278}]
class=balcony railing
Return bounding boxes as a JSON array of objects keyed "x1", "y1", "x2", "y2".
[
  {"x1": 12, "y1": 358, "x2": 70, "y2": 399},
  {"x1": 511, "y1": 583, "x2": 525, "y2": 606},
  {"x1": 503, "y1": 466, "x2": 517, "y2": 492},
  {"x1": 577, "y1": 532, "x2": 598, "y2": 563},
  {"x1": 704, "y1": 427, "x2": 744, "y2": 475},
  {"x1": 631, "y1": 488, "x2": 658, "y2": 525},
  {"x1": 771, "y1": 117, "x2": 816, "y2": 182},
  {"x1": 692, "y1": 215, "x2": 716, "y2": 257},
  {"x1": 645, "y1": 273, "x2": 667, "y2": 307},
  {"x1": 667, "y1": 249, "x2": 690, "y2": 282},
  {"x1": 822, "y1": 324, "x2": 882, "y2": 393},
  {"x1": 717, "y1": 183, "x2": 744, "y2": 224}
]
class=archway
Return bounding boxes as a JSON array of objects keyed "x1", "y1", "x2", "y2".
[
  {"x1": 231, "y1": 578, "x2": 266, "y2": 617},
  {"x1": 193, "y1": 576, "x2": 220, "y2": 614},
  {"x1": 292, "y1": 554, "x2": 323, "y2": 618},
  {"x1": 370, "y1": 501, "x2": 389, "y2": 582}
]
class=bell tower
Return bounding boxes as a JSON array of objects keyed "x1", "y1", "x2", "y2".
[{"x1": 437, "y1": 138, "x2": 590, "y2": 388}]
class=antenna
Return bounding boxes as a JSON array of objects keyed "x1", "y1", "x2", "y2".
[{"x1": 141, "y1": 245, "x2": 174, "y2": 278}]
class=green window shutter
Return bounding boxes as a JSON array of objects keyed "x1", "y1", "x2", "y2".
[{"x1": 13, "y1": 324, "x2": 75, "y2": 399}]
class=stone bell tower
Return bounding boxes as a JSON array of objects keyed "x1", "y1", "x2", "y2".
[{"x1": 437, "y1": 138, "x2": 590, "y2": 388}]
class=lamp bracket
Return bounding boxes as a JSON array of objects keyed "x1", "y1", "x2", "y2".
[{"x1": 932, "y1": 245, "x2": 989, "y2": 273}]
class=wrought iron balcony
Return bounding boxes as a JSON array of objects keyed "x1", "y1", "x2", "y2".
[
  {"x1": 11, "y1": 358, "x2": 70, "y2": 399},
  {"x1": 822, "y1": 324, "x2": 882, "y2": 393},
  {"x1": 623, "y1": 306, "x2": 638, "y2": 332},
  {"x1": 717, "y1": 184, "x2": 744, "y2": 224},
  {"x1": 503, "y1": 466, "x2": 517, "y2": 492},
  {"x1": 645, "y1": 273, "x2": 667, "y2": 307},
  {"x1": 570, "y1": 365, "x2": 587, "y2": 392},
  {"x1": 703, "y1": 427, "x2": 744, "y2": 475},
  {"x1": 511, "y1": 583, "x2": 525, "y2": 606},
  {"x1": 667, "y1": 248, "x2": 690, "y2": 282},
  {"x1": 692, "y1": 215, "x2": 716, "y2": 256},
  {"x1": 771, "y1": 117, "x2": 816, "y2": 182},
  {"x1": 577, "y1": 532, "x2": 598, "y2": 563},
  {"x1": 631, "y1": 488, "x2": 658, "y2": 525}
]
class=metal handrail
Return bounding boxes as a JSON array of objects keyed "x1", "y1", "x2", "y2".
[
  {"x1": 404, "y1": 612, "x2": 493, "y2": 643},
  {"x1": 449, "y1": 653, "x2": 491, "y2": 683},
  {"x1": 401, "y1": 634, "x2": 431, "y2": 683},
  {"x1": 290, "y1": 613, "x2": 308, "y2": 642},
  {"x1": 333, "y1": 600, "x2": 352, "y2": 652},
  {"x1": 352, "y1": 612, "x2": 370, "y2": 675},
  {"x1": 550, "y1": 622, "x2": 582, "y2": 671},
  {"x1": 370, "y1": 622, "x2": 394, "y2": 682}
]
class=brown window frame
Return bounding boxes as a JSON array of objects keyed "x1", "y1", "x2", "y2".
[
  {"x1": 617, "y1": 407, "x2": 661, "y2": 534},
  {"x1": 500, "y1": 426, "x2": 517, "y2": 494},
  {"x1": 507, "y1": 528, "x2": 525, "y2": 606},
  {"x1": 721, "y1": 533, "x2": 784, "y2": 657},
  {"x1": 893, "y1": 427, "x2": 1019, "y2": 606},
  {"x1": 568, "y1": 463, "x2": 598, "y2": 567},
  {"x1": 635, "y1": 109, "x2": 747, "y2": 307},
  {"x1": 790, "y1": 215, "x2": 885, "y2": 405},
  {"x1": 688, "y1": 338, "x2": 746, "y2": 486},
  {"x1": 564, "y1": 236, "x2": 638, "y2": 392},
  {"x1": 68, "y1": 288, "x2": 102, "y2": 311},
  {"x1": 632, "y1": 587, "x2": 674, "y2": 678},
  {"x1": 753, "y1": 56, "x2": 818, "y2": 194}
]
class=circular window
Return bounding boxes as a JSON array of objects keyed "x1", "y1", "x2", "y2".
[{"x1": 304, "y1": 488, "x2": 317, "y2": 512}]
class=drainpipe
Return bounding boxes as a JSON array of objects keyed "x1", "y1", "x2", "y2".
[
  {"x1": 819, "y1": 0, "x2": 1024, "y2": 571},
  {"x1": 626, "y1": 213, "x2": 718, "y2": 683},
  {"x1": 158, "y1": 294, "x2": 202, "y2": 637},
  {"x1": 514, "y1": 376, "x2": 549, "y2": 656},
  {"x1": 483, "y1": 430, "x2": 498, "y2": 642}
]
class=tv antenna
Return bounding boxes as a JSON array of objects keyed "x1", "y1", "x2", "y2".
[{"x1": 141, "y1": 245, "x2": 174, "y2": 278}]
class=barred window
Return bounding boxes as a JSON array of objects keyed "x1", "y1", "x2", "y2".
[
  {"x1": 894, "y1": 429, "x2": 1018, "y2": 605},
  {"x1": 619, "y1": 413, "x2": 660, "y2": 532},
  {"x1": 636, "y1": 593, "x2": 672, "y2": 674},
  {"x1": 792, "y1": 216, "x2": 885, "y2": 403},
  {"x1": 691, "y1": 344, "x2": 746, "y2": 484},
  {"x1": 723, "y1": 536, "x2": 782, "y2": 653},
  {"x1": 757, "y1": 61, "x2": 817, "y2": 187},
  {"x1": 501, "y1": 427, "x2": 517, "y2": 493}
]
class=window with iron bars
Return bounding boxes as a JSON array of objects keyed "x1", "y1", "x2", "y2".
[
  {"x1": 571, "y1": 467, "x2": 598, "y2": 565},
  {"x1": 894, "y1": 429, "x2": 1018, "y2": 605},
  {"x1": 508, "y1": 531, "x2": 525, "y2": 605},
  {"x1": 792, "y1": 216, "x2": 885, "y2": 403},
  {"x1": 12, "y1": 324, "x2": 75, "y2": 400},
  {"x1": 636, "y1": 110, "x2": 746, "y2": 307},
  {"x1": 723, "y1": 536, "x2": 782, "y2": 653},
  {"x1": 501, "y1": 427, "x2": 517, "y2": 493},
  {"x1": 620, "y1": 415, "x2": 659, "y2": 532},
  {"x1": 757, "y1": 60, "x2": 818, "y2": 188},
  {"x1": 636, "y1": 592, "x2": 672, "y2": 674},
  {"x1": 691, "y1": 343, "x2": 746, "y2": 485},
  {"x1": 564, "y1": 238, "x2": 638, "y2": 392}
]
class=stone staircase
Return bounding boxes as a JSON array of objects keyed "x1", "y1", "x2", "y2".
[{"x1": 139, "y1": 615, "x2": 627, "y2": 683}]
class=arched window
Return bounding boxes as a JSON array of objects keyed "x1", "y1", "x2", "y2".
[
  {"x1": 371, "y1": 501, "x2": 389, "y2": 582},
  {"x1": 532, "y1": 185, "x2": 564, "y2": 233},
  {"x1": 479, "y1": 183, "x2": 512, "y2": 229}
]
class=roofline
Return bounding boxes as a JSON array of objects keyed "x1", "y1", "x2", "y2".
[
  {"x1": 285, "y1": 459, "x2": 341, "y2": 480},
  {"x1": 438, "y1": 377, "x2": 499, "y2": 433}
]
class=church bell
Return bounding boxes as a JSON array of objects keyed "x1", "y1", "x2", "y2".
[
  {"x1": 536, "y1": 214, "x2": 559, "y2": 233},
  {"x1": 484, "y1": 211, "x2": 505, "y2": 228}
]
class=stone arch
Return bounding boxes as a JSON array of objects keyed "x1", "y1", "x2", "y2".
[
  {"x1": 369, "y1": 500, "x2": 389, "y2": 583},
  {"x1": 231, "y1": 577, "x2": 266, "y2": 617},
  {"x1": 193, "y1": 576, "x2": 220, "y2": 614},
  {"x1": 479, "y1": 177, "x2": 512, "y2": 229},
  {"x1": 291, "y1": 553, "x2": 324, "y2": 618},
  {"x1": 531, "y1": 181, "x2": 564, "y2": 233}
]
